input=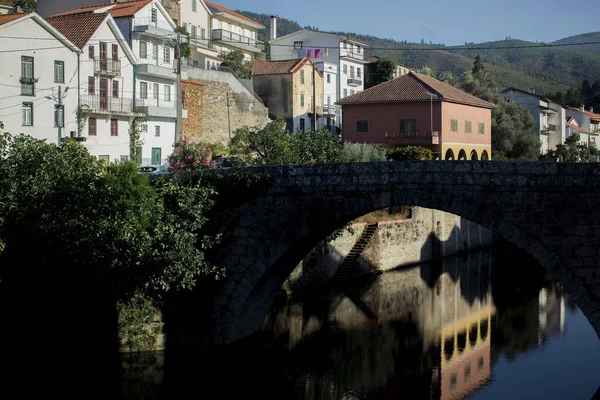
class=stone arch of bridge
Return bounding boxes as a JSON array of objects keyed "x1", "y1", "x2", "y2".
[{"x1": 216, "y1": 187, "x2": 585, "y2": 345}]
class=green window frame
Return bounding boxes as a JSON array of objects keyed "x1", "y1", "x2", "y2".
[
  {"x1": 54, "y1": 60, "x2": 64, "y2": 83},
  {"x1": 465, "y1": 120, "x2": 472, "y2": 133},
  {"x1": 22, "y1": 102, "x2": 33, "y2": 126},
  {"x1": 478, "y1": 122, "x2": 485, "y2": 135},
  {"x1": 451, "y1": 118, "x2": 458, "y2": 132},
  {"x1": 20, "y1": 56, "x2": 35, "y2": 96}
]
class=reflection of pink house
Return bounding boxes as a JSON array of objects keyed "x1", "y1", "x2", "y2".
[{"x1": 338, "y1": 72, "x2": 494, "y2": 160}]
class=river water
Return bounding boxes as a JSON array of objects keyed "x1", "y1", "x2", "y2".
[{"x1": 120, "y1": 243, "x2": 600, "y2": 400}]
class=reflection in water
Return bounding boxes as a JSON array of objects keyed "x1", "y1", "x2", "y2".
[{"x1": 119, "y1": 245, "x2": 600, "y2": 400}]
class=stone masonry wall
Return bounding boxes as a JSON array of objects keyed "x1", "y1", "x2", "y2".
[
  {"x1": 182, "y1": 80, "x2": 203, "y2": 143},
  {"x1": 183, "y1": 67, "x2": 269, "y2": 144},
  {"x1": 159, "y1": 0, "x2": 181, "y2": 25}
]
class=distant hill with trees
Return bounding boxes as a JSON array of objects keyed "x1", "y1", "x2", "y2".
[
  {"x1": 237, "y1": 10, "x2": 600, "y2": 97},
  {"x1": 551, "y1": 32, "x2": 600, "y2": 54}
]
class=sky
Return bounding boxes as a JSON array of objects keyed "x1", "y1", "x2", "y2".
[{"x1": 223, "y1": 0, "x2": 599, "y2": 46}]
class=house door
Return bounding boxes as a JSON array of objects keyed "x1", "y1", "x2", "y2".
[
  {"x1": 151, "y1": 147, "x2": 161, "y2": 165},
  {"x1": 99, "y1": 42, "x2": 107, "y2": 71},
  {"x1": 99, "y1": 78, "x2": 108, "y2": 110}
]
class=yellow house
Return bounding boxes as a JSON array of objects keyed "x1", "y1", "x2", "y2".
[{"x1": 252, "y1": 57, "x2": 324, "y2": 133}]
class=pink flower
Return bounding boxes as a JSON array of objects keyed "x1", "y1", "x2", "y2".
[{"x1": 185, "y1": 155, "x2": 193, "y2": 160}]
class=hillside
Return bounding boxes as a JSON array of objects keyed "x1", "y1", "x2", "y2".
[
  {"x1": 237, "y1": 10, "x2": 600, "y2": 96},
  {"x1": 552, "y1": 32, "x2": 600, "y2": 54}
]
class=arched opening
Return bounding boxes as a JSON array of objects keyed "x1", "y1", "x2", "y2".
[
  {"x1": 458, "y1": 149, "x2": 467, "y2": 160},
  {"x1": 470, "y1": 150, "x2": 479, "y2": 160},
  {"x1": 444, "y1": 149, "x2": 455, "y2": 160},
  {"x1": 481, "y1": 150, "x2": 489, "y2": 161}
]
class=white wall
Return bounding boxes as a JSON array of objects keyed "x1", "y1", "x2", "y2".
[
  {"x1": 0, "y1": 16, "x2": 78, "y2": 144},
  {"x1": 139, "y1": 119, "x2": 175, "y2": 165}
]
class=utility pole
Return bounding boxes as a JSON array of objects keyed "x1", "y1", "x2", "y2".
[
  {"x1": 226, "y1": 92, "x2": 231, "y2": 140},
  {"x1": 175, "y1": 31, "x2": 183, "y2": 143},
  {"x1": 312, "y1": 64, "x2": 317, "y2": 131}
]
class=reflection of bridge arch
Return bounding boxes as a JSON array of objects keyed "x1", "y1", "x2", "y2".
[{"x1": 440, "y1": 305, "x2": 494, "y2": 366}]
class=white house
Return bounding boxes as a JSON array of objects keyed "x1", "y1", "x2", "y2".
[
  {"x1": 0, "y1": 12, "x2": 81, "y2": 144},
  {"x1": 500, "y1": 87, "x2": 567, "y2": 154},
  {"x1": 204, "y1": 0, "x2": 265, "y2": 63},
  {"x1": 269, "y1": 28, "x2": 370, "y2": 131},
  {"x1": 52, "y1": 0, "x2": 179, "y2": 165},
  {"x1": 565, "y1": 116, "x2": 591, "y2": 146},
  {"x1": 47, "y1": 12, "x2": 140, "y2": 164},
  {"x1": 566, "y1": 106, "x2": 600, "y2": 147}
]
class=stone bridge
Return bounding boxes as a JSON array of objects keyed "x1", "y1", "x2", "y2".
[{"x1": 185, "y1": 161, "x2": 600, "y2": 344}]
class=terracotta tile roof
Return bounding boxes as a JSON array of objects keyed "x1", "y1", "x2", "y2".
[
  {"x1": 204, "y1": 1, "x2": 264, "y2": 28},
  {"x1": 337, "y1": 72, "x2": 495, "y2": 109},
  {"x1": 0, "y1": 12, "x2": 28, "y2": 25},
  {"x1": 251, "y1": 58, "x2": 305, "y2": 75},
  {"x1": 46, "y1": 13, "x2": 106, "y2": 48},
  {"x1": 53, "y1": 0, "x2": 151, "y2": 18},
  {"x1": 567, "y1": 121, "x2": 588, "y2": 134}
]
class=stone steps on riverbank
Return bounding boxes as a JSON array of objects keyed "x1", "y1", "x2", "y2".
[{"x1": 333, "y1": 223, "x2": 379, "y2": 282}]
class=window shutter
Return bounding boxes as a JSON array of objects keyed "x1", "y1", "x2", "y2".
[{"x1": 88, "y1": 77, "x2": 95, "y2": 95}]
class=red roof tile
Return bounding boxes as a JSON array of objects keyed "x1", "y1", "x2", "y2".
[
  {"x1": 204, "y1": 1, "x2": 264, "y2": 27},
  {"x1": 53, "y1": 0, "x2": 151, "y2": 18},
  {"x1": 252, "y1": 58, "x2": 305, "y2": 75},
  {"x1": 0, "y1": 12, "x2": 28, "y2": 25},
  {"x1": 46, "y1": 13, "x2": 106, "y2": 48},
  {"x1": 337, "y1": 72, "x2": 495, "y2": 109}
]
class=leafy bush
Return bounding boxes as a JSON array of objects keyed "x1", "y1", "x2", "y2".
[
  {"x1": 168, "y1": 139, "x2": 216, "y2": 172},
  {"x1": 385, "y1": 145, "x2": 434, "y2": 161},
  {"x1": 342, "y1": 142, "x2": 388, "y2": 162}
]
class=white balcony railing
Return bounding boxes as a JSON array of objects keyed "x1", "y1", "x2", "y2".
[
  {"x1": 80, "y1": 95, "x2": 142, "y2": 115},
  {"x1": 212, "y1": 29, "x2": 260, "y2": 49}
]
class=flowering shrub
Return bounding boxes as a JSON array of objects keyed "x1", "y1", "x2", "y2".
[{"x1": 168, "y1": 139, "x2": 216, "y2": 172}]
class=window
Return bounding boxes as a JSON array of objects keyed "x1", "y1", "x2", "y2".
[
  {"x1": 300, "y1": 70, "x2": 305, "y2": 84},
  {"x1": 141, "y1": 124, "x2": 148, "y2": 133},
  {"x1": 20, "y1": 56, "x2": 34, "y2": 96},
  {"x1": 54, "y1": 105, "x2": 64, "y2": 128},
  {"x1": 151, "y1": 8, "x2": 157, "y2": 23},
  {"x1": 54, "y1": 61, "x2": 64, "y2": 83},
  {"x1": 112, "y1": 80, "x2": 119, "y2": 98},
  {"x1": 450, "y1": 373, "x2": 457, "y2": 389},
  {"x1": 451, "y1": 118, "x2": 458, "y2": 132},
  {"x1": 299, "y1": 118, "x2": 305, "y2": 133},
  {"x1": 327, "y1": 95, "x2": 331, "y2": 105},
  {"x1": 155, "y1": 125, "x2": 161, "y2": 137},
  {"x1": 112, "y1": 44, "x2": 118, "y2": 60},
  {"x1": 140, "y1": 82, "x2": 148, "y2": 99},
  {"x1": 120, "y1": 155, "x2": 129, "y2": 163},
  {"x1": 152, "y1": 43, "x2": 158, "y2": 60},
  {"x1": 110, "y1": 119, "x2": 118, "y2": 136},
  {"x1": 343, "y1": 64, "x2": 347, "y2": 74},
  {"x1": 192, "y1": 0, "x2": 197, "y2": 12},
  {"x1": 139, "y1": 41, "x2": 148, "y2": 58},
  {"x1": 356, "y1": 119, "x2": 368, "y2": 134},
  {"x1": 163, "y1": 47, "x2": 171, "y2": 64},
  {"x1": 478, "y1": 122, "x2": 485, "y2": 134},
  {"x1": 191, "y1": 25, "x2": 197, "y2": 39},
  {"x1": 465, "y1": 120, "x2": 472, "y2": 133},
  {"x1": 201, "y1": 28, "x2": 206, "y2": 39},
  {"x1": 88, "y1": 117, "x2": 97, "y2": 136},
  {"x1": 399, "y1": 118, "x2": 418, "y2": 136},
  {"x1": 88, "y1": 46, "x2": 95, "y2": 59},
  {"x1": 343, "y1": 89, "x2": 348, "y2": 97},
  {"x1": 22, "y1": 102, "x2": 33, "y2": 126},
  {"x1": 350, "y1": 65, "x2": 354, "y2": 78},
  {"x1": 357, "y1": 45, "x2": 361, "y2": 54},
  {"x1": 207, "y1": 60, "x2": 211, "y2": 69},
  {"x1": 88, "y1": 76, "x2": 95, "y2": 95},
  {"x1": 342, "y1": 41, "x2": 347, "y2": 49},
  {"x1": 477, "y1": 357, "x2": 485, "y2": 370},
  {"x1": 300, "y1": 94, "x2": 305, "y2": 107},
  {"x1": 350, "y1": 89, "x2": 355, "y2": 95},
  {"x1": 357, "y1": 67, "x2": 361, "y2": 78},
  {"x1": 327, "y1": 74, "x2": 331, "y2": 83},
  {"x1": 164, "y1": 85, "x2": 171, "y2": 102},
  {"x1": 464, "y1": 364, "x2": 471, "y2": 381},
  {"x1": 153, "y1": 83, "x2": 159, "y2": 100},
  {"x1": 293, "y1": 41, "x2": 303, "y2": 50},
  {"x1": 182, "y1": 22, "x2": 187, "y2": 32}
]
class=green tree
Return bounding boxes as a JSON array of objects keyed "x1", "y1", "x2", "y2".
[
  {"x1": 373, "y1": 57, "x2": 397, "y2": 85},
  {"x1": 438, "y1": 70, "x2": 458, "y2": 87},
  {"x1": 384, "y1": 146, "x2": 434, "y2": 161},
  {"x1": 219, "y1": 49, "x2": 252, "y2": 78},
  {"x1": 540, "y1": 134, "x2": 591, "y2": 162},
  {"x1": 342, "y1": 142, "x2": 388, "y2": 162},
  {"x1": 14, "y1": 0, "x2": 36, "y2": 11},
  {"x1": 460, "y1": 57, "x2": 540, "y2": 160},
  {"x1": 173, "y1": 26, "x2": 191, "y2": 59},
  {"x1": 416, "y1": 66, "x2": 435, "y2": 77}
]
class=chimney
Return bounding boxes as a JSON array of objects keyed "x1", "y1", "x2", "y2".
[
  {"x1": 270, "y1": 15, "x2": 277, "y2": 40},
  {"x1": 590, "y1": 106, "x2": 594, "y2": 113},
  {"x1": 580, "y1": 104, "x2": 585, "y2": 112}
]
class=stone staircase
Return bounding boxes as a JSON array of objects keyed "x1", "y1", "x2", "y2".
[{"x1": 333, "y1": 223, "x2": 379, "y2": 282}]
